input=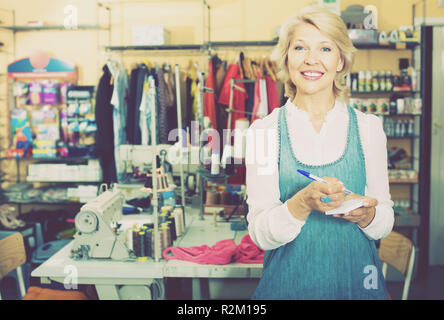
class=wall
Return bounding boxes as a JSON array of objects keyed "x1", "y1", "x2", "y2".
[
  {"x1": 0, "y1": 0, "x2": 443, "y2": 84},
  {"x1": 0, "y1": 0, "x2": 442, "y2": 193}
]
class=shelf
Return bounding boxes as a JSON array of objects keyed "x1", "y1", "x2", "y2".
[
  {"x1": 6, "y1": 201, "x2": 84, "y2": 205},
  {"x1": 104, "y1": 41, "x2": 420, "y2": 51},
  {"x1": 389, "y1": 178, "x2": 418, "y2": 184},
  {"x1": 105, "y1": 44, "x2": 203, "y2": 51},
  {"x1": 350, "y1": 91, "x2": 419, "y2": 95},
  {"x1": 26, "y1": 179, "x2": 101, "y2": 183},
  {"x1": 361, "y1": 114, "x2": 422, "y2": 117},
  {"x1": 386, "y1": 135, "x2": 420, "y2": 139},
  {"x1": 394, "y1": 211, "x2": 421, "y2": 228},
  {"x1": 353, "y1": 42, "x2": 420, "y2": 50},
  {"x1": 208, "y1": 41, "x2": 278, "y2": 48},
  {"x1": 0, "y1": 156, "x2": 98, "y2": 161},
  {"x1": 0, "y1": 24, "x2": 108, "y2": 32}
]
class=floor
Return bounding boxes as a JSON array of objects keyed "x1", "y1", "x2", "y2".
[{"x1": 2, "y1": 265, "x2": 443, "y2": 300}]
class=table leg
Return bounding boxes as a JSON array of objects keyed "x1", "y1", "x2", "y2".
[
  {"x1": 95, "y1": 284, "x2": 121, "y2": 300},
  {"x1": 192, "y1": 278, "x2": 209, "y2": 300},
  {"x1": 192, "y1": 278, "x2": 202, "y2": 300}
]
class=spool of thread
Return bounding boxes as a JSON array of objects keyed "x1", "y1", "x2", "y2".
[
  {"x1": 138, "y1": 231, "x2": 147, "y2": 261},
  {"x1": 206, "y1": 190, "x2": 219, "y2": 205},
  {"x1": 167, "y1": 221, "x2": 175, "y2": 243},
  {"x1": 132, "y1": 228, "x2": 141, "y2": 256},
  {"x1": 173, "y1": 208, "x2": 184, "y2": 236},
  {"x1": 145, "y1": 228, "x2": 153, "y2": 257},
  {"x1": 167, "y1": 217, "x2": 177, "y2": 241},
  {"x1": 160, "y1": 224, "x2": 171, "y2": 252},
  {"x1": 163, "y1": 206, "x2": 173, "y2": 215}
]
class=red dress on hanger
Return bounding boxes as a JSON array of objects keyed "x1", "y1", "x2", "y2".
[
  {"x1": 217, "y1": 64, "x2": 247, "y2": 133},
  {"x1": 204, "y1": 59, "x2": 218, "y2": 131}
]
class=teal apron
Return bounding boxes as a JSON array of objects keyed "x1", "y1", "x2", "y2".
[{"x1": 252, "y1": 105, "x2": 388, "y2": 300}]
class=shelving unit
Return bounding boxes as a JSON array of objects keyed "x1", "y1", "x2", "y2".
[
  {"x1": 0, "y1": 3, "x2": 111, "y2": 58},
  {"x1": 1, "y1": 55, "x2": 102, "y2": 216}
]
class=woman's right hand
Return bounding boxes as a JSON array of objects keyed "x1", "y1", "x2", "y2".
[{"x1": 286, "y1": 177, "x2": 347, "y2": 221}]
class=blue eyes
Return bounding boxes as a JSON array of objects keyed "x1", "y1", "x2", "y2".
[{"x1": 294, "y1": 46, "x2": 332, "y2": 52}]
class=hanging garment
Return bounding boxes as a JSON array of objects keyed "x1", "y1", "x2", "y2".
[
  {"x1": 163, "y1": 66, "x2": 178, "y2": 144},
  {"x1": 126, "y1": 67, "x2": 139, "y2": 144},
  {"x1": 95, "y1": 65, "x2": 116, "y2": 183},
  {"x1": 185, "y1": 77, "x2": 193, "y2": 128},
  {"x1": 218, "y1": 64, "x2": 247, "y2": 131},
  {"x1": 251, "y1": 105, "x2": 388, "y2": 300},
  {"x1": 156, "y1": 68, "x2": 170, "y2": 145},
  {"x1": 264, "y1": 75, "x2": 279, "y2": 113},
  {"x1": 128, "y1": 65, "x2": 148, "y2": 145},
  {"x1": 244, "y1": 82, "x2": 255, "y2": 122},
  {"x1": 108, "y1": 61, "x2": 129, "y2": 182},
  {"x1": 204, "y1": 59, "x2": 218, "y2": 131},
  {"x1": 139, "y1": 74, "x2": 150, "y2": 145}
]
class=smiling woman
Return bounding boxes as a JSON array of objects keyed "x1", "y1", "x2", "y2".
[
  {"x1": 246, "y1": 5, "x2": 394, "y2": 300},
  {"x1": 272, "y1": 6, "x2": 356, "y2": 101}
]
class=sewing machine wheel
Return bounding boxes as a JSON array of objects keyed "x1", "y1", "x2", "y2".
[{"x1": 75, "y1": 211, "x2": 98, "y2": 234}]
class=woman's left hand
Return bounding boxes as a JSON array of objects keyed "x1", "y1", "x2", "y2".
[{"x1": 333, "y1": 194, "x2": 378, "y2": 228}]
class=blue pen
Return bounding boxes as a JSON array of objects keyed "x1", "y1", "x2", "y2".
[{"x1": 297, "y1": 169, "x2": 353, "y2": 195}]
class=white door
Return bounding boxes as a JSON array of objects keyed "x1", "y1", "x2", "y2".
[{"x1": 429, "y1": 26, "x2": 444, "y2": 266}]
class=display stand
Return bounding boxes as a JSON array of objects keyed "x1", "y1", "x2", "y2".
[{"x1": 1, "y1": 53, "x2": 101, "y2": 214}]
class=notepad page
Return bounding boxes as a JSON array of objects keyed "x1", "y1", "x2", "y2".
[{"x1": 325, "y1": 199, "x2": 365, "y2": 215}]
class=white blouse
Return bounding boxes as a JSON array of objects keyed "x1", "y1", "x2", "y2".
[{"x1": 245, "y1": 99, "x2": 394, "y2": 251}]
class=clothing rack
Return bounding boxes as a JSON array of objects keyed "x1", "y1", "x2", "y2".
[{"x1": 224, "y1": 78, "x2": 258, "y2": 148}]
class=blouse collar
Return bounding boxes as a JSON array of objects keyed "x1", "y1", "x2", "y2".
[{"x1": 285, "y1": 98, "x2": 347, "y2": 122}]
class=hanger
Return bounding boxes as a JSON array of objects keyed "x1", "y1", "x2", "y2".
[
  {"x1": 187, "y1": 59, "x2": 197, "y2": 81},
  {"x1": 264, "y1": 57, "x2": 277, "y2": 82},
  {"x1": 238, "y1": 52, "x2": 245, "y2": 80}
]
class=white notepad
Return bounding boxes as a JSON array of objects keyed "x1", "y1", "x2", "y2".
[{"x1": 325, "y1": 199, "x2": 365, "y2": 215}]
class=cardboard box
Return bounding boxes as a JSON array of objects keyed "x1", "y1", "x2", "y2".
[{"x1": 132, "y1": 25, "x2": 171, "y2": 46}]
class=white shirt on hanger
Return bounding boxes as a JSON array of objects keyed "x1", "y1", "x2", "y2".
[{"x1": 246, "y1": 99, "x2": 394, "y2": 251}]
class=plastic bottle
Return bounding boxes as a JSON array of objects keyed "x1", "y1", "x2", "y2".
[
  {"x1": 411, "y1": 69, "x2": 417, "y2": 92},
  {"x1": 386, "y1": 71, "x2": 393, "y2": 92},
  {"x1": 379, "y1": 71, "x2": 386, "y2": 91},
  {"x1": 408, "y1": 120, "x2": 414, "y2": 136},
  {"x1": 372, "y1": 71, "x2": 379, "y2": 92}
]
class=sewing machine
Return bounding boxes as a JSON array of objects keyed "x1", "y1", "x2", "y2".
[{"x1": 70, "y1": 189, "x2": 134, "y2": 261}]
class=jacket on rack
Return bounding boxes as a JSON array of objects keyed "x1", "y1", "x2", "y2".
[
  {"x1": 127, "y1": 64, "x2": 148, "y2": 145},
  {"x1": 95, "y1": 65, "x2": 117, "y2": 183},
  {"x1": 218, "y1": 64, "x2": 247, "y2": 132},
  {"x1": 204, "y1": 59, "x2": 218, "y2": 131}
]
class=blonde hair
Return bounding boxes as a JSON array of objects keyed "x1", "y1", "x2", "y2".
[{"x1": 271, "y1": 5, "x2": 356, "y2": 101}]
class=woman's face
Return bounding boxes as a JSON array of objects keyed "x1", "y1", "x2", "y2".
[{"x1": 287, "y1": 22, "x2": 344, "y2": 97}]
